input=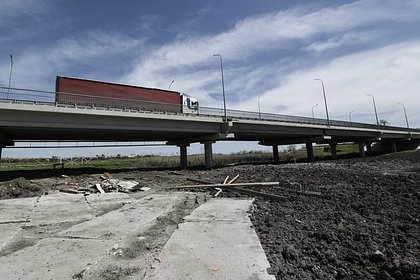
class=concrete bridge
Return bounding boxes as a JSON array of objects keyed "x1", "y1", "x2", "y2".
[{"x1": 1, "y1": 87, "x2": 419, "y2": 169}]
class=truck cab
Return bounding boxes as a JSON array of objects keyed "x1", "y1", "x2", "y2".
[{"x1": 182, "y1": 94, "x2": 199, "y2": 114}]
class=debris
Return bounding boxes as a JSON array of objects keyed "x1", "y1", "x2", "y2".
[
  {"x1": 95, "y1": 184, "x2": 105, "y2": 194},
  {"x1": 214, "y1": 188, "x2": 223, "y2": 197},
  {"x1": 173, "y1": 182, "x2": 280, "y2": 189},
  {"x1": 103, "y1": 172, "x2": 113, "y2": 179},
  {"x1": 170, "y1": 171, "x2": 182, "y2": 175},
  {"x1": 117, "y1": 181, "x2": 139, "y2": 190},
  {"x1": 229, "y1": 187, "x2": 287, "y2": 201},
  {"x1": 59, "y1": 189, "x2": 80, "y2": 194},
  {"x1": 61, "y1": 174, "x2": 69, "y2": 178},
  {"x1": 139, "y1": 186, "x2": 151, "y2": 191}
]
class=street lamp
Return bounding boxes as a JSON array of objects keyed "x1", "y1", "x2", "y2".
[
  {"x1": 366, "y1": 93, "x2": 379, "y2": 128},
  {"x1": 398, "y1": 103, "x2": 410, "y2": 131},
  {"x1": 311, "y1": 103, "x2": 318, "y2": 119},
  {"x1": 168, "y1": 80, "x2": 174, "y2": 90},
  {"x1": 7, "y1": 54, "x2": 13, "y2": 98},
  {"x1": 213, "y1": 54, "x2": 227, "y2": 122},
  {"x1": 349, "y1": 110, "x2": 356, "y2": 126},
  {"x1": 314, "y1": 78, "x2": 330, "y2": 126},
  {"x1": 258, "y1": 95, "x2": 262, "y2": 119}
]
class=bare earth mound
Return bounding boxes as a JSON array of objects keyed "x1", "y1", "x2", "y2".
[{"x1": 0, "y1": 151, "x2": 419, "y2": 279}]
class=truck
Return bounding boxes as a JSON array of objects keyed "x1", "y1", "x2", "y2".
[{"x1": 55, "y1": 76, "x2": 199, "y2": 114}]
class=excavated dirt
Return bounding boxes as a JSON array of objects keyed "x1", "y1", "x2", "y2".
[{"x1": 1, "y1": 151, "x2": 420, "y2": 279}]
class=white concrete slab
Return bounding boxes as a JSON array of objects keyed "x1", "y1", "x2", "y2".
[
  {"x1": 145, "y1": 198, "x2": 275, "y2": 280},
  {"x1": 0, "y1": 238, "x2": 111, "y2": 280},
  {"x1": 0, "y1": 224, "x2": 23, "y2": 251},
  {"x1": 27, "y1": 193, "x2": 94, "y2": 226},
  {"x1": 85, "y1": 192, "x2": 132, "y2": 216},
  {"x1": 0, "y1": 197, "x2": 37, "y2": 223},
  {"x1": 59, "y1": 193, "x2": 185, "y2": 240},
  {"x1": 0, "y1": 197, "x2": 37, "y2": 252}
]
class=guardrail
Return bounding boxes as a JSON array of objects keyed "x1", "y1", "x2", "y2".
[{"x1": 1, "y1": 86, "x2": 418, "y2": 134}]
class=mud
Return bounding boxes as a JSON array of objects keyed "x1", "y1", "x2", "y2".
[{"x1": 1, "y1": 151, "x2": 419, "y2": 279}]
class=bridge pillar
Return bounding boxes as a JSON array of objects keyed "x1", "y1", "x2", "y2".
[
  {"x1": 0, "y1": 147, "x2": 2, "y2": 160},
  {"x1": 329, "y1": 143, "x2": 337, "y2": 159},
  {"x1": 391, "y1": 142, "x2": 398, "y2": 153},
  {"x1": 203, "y1": 142, "x2": 214, "y2": 170},
  {"x1": 306, "y1": 142, "x2": 314, "y2": 162},
  {"x1": 178, "y1": 144, "x2": 189, "y2": 169},
  {"x1": 272, "y1": 145, "x2": 279, "y2": 163},
  {"x1": 358, "y1": 142, "x2": 366, "y2": 158},
  {"x1": 366, "y1": 141, "x2": 372, "y2": 153}
]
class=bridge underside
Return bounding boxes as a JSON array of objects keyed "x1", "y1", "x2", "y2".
[{"x1": 1, "y1": 103, "x2": 419, "y2": 169}]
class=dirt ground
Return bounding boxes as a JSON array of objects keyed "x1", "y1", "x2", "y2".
[{"x1": 1, "y1": 151, "x2": 419, "y2": 279}]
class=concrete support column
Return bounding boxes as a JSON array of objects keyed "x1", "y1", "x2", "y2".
[
  {"x1": 0, "y1": 147, "x2": 2, "y2": 160},
  {"x1": 358, "y1": 142, "x2": 366, "y2": 158},
  {"x1": 203, "y1": 142, "x2": 214, "y2": 170},
  {"x1": 391, "y1": 142, "x2": 398, "y2": 153},
  {"x1": 272, "y1": 145, "x2": 279, "y2": 163},
  {"x1": 178, "y1": 144, "x2": 189, "y2": 169},
  {"x1": 329, "y1": 143, "x2": 337, "y2": 160},
  {"x1": 306, "y1": 142, "x2": 314, "y2": 162},
  {"x1": 366, "y1": 141, "x2": 372, "y2": 153}
]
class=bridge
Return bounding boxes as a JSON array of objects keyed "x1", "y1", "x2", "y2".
[{"x1": 1, "y1": 86, "x2": 419, "y2": 169}]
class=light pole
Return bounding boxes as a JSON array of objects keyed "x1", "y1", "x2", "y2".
[
  {"x1": 366, "y1": 93, "x2": 379, "y2": 128},
  {"x1": 7, "y1": 54, "x2": 13, "y2": 98},
  {"x1": 258, "y1": 95, "x2": 262, "y2": 119},
  {"x1": 168, "y1": 80, "x2": 174, "y2": 90},
  {"x1": 314, "y1": 78, "x2": 330, "y2": 126},
  {"x1": 398, "y1": 103, "x2": 410, "y2": 131},
  {"x1": 213, "y1": 54, "x2": 227, "y2": 122},
  {"x1": 311, "y1": 103, "x2": 318, "y2": 119},
  {"x1": 349, "y1": 110, "x2": 356, "y2": 126}
]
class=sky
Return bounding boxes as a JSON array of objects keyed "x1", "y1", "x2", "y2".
[{"x1": 1, "y1": 0, "x2": 420, "y2": 158}]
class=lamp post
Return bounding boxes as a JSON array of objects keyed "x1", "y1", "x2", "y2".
[
  {"x1": 213, "y1": 54, "x2": 227, "y2": 122},
  {"x1": 168, "y1": 80, "x2": 174, "y2": 90},
  {"x1": 311, "y1": 103, "x2": 318, "y2": 119},
  {"x1": 398, "y1": 103, "x2": 410, "y2": 131},
  {"x1": 258, "y1": 95, "x2": 262, "y2": 119},
  {"x1": 349, "y1": 110, "x2": 356, "y2": 126},
  {"x1": 7, "y1": 54, "x2": 13, "y2": 98},
  {"x1": 314, "y1": 78, "x2": 330, "y2": 126},
  {"x1": 366, "y1": 94, "x2": 379, "y2": 128}
]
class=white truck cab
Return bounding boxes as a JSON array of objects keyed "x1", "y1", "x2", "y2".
[{"x1": 181, "y1": 94, "x2": 199, "y2": 114}]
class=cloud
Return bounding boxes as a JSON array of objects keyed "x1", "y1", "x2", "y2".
[{"x1": 123, "y1": 0, "x2": 420, "y2": 114}]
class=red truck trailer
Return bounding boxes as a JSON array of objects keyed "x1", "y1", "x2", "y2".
[{"x1": 55, "y1": 76, "x2": 199, "y2": 113}]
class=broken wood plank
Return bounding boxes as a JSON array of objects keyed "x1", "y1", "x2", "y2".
[
  {"x1": 95, "y1": 183, "x2": 105, "y2": 194},
  {"x1": 172, "y1": 182, "x2": 279, "y2": 189},
  {"x1": 229, "y1": 187, "x2": 287, "y2": 201},
  {"x1": 227, "y1": 174, "x2": 239, "y2": 184}
]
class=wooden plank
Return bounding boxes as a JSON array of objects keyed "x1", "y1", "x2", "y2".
[
  {"x1": 229, "y1": 187, "x2": 287, "y2": 201},
  {"x1": 172, "y1": 182, "x2": 279, "y2": 189}
]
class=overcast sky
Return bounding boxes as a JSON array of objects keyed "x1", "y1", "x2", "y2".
[{"x1": 1, "y1": 0, "x2": 420, "y2": 158}]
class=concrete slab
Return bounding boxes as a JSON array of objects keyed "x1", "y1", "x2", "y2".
[
  {"x1": 0, "y1": 192, "x2": 196, "y2": 280},
  {"x1": 0, "y1": 237, "x2": 111, "y2": 280},
  {"x1": 59, "y1": 194, "x2": 183, "y2": 239},
  {"x1": 85, "y1": 192, "x2": 132, "y2": 216},
  {"x1": 0, "y1": 224, "x2": 23, "y2": 251},
  {"x1": 0, "y1": 196, "x2": 37, "y2": 223},
  {"x1": 0, "y1": 197, "x2": 37, "y2": 252},
  {"x1": 144, "y1": 198, "x2": 275, "y2": 280},
  {"x1": 27, "y1": 193, "x2": 94, "y2": 227}
]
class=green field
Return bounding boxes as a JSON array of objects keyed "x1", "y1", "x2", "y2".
[{"x1": 0, "y1": 144, "x2": 360, "y2": 172}]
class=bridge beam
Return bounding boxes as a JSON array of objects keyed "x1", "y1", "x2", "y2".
[
  {"x1": 358, "y1": 141, "x2": 366, "y2": 158},
  {"x1": 306, "y1": 142, "x2": 314, "y2": 162},
  {"x1": 329, "y1": 143, "x2": 337, "y2": 159},
  {"x1": 178, "y1": 144, "x2": 190, "y2": 169},
  {"x1": 272, "y1": 145, "x2": 279, "y2": 163}
]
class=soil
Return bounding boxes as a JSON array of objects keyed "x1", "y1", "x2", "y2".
[{"x1": 1, "y1": 151, "x2": 419, "y2": 279}]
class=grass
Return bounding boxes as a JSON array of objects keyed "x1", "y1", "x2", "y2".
[{"x1": 0, "y1": 144, "x2": 361, "y2": 172}]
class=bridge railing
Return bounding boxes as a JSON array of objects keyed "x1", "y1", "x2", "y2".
[{"x1": 0, "y1": 86, "x2": 418, "y2": 133}]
